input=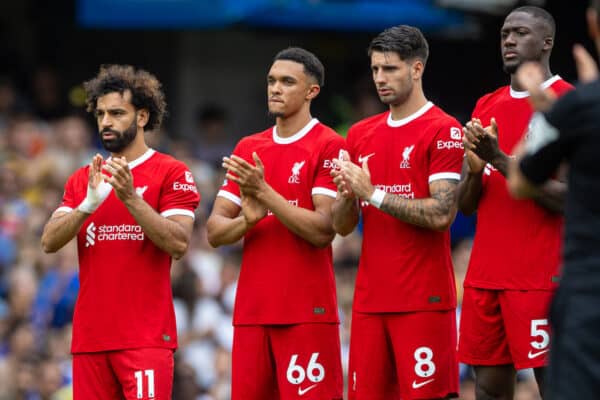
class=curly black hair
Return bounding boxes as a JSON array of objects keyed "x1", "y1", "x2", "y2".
[{"x1": 83, "y1": 64, "x2": 167, "y2": 131}]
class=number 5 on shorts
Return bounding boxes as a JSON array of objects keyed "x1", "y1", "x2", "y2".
[{"x1": 530, "y1": 319, "x2": 550, "y2": 350}]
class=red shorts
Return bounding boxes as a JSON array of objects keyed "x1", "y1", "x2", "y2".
[
  {"x1": 232, "y1": 323, "x2": 343, "y2": 400},
  {"x1": 73, "y1": 348, "x2": 174, "y2": 400},
  {"x1": 458, "y1": 287, "x2": 553, "y2": 369},
  {"x1": 348, "y1": 310, "x2": 458, "y2": 400}
]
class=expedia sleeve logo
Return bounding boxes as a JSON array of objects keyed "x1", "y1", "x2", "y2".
[
  {"x1": 450, "y1": 127, "x2": 462, "y2": 140},
  {"x1": 173, "y1": 170, "x2": 198, "y2": 192}
]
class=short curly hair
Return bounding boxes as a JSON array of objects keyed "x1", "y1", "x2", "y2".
[{"x1": 83, "y1": 64, "x2": 167, "y2": 132}]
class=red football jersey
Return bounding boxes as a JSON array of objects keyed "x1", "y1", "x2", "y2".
[
  {"x1": 464, "y1": 76, "x2": 573, "y2": 290},
  {"x1": 347, "y1": 102, "x2": 463, "y2": 313},
  {"x1": 56, "y1": 149, "x2": 200, "y2": 353},
  {"x1": 218, "y1": 119, "x2": 343, "y2": 325}
]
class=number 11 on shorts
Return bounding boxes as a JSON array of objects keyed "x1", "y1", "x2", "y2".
[{"x1": 134, "y1": 369, "x2": 155, "y2": 399}]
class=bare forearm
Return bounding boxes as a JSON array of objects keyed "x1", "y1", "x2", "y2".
[
  {"x1": 259, "y1": 189, "x2": 335, "y2": 248},
  {"x1": 206, "y1": 214, "x2": 251, "y2": 247},
  {"x1": 332, "y1": 195, "x2": 359, "y2": 236},
  {"x1": 379, "y1": 183, "x2": 458, "y2": 231},
  {"x1": 457, "y1": 172, "x2": 483, "y2": 215},
  {"x1": 41, "y1": 211, "x2": 89, "y2": 253},
  {"x1": 489, "y1": 151, "x2": 509, "y2": 177},
  {"x1": 532, "y1": 179, "x2": 566, "y2": 213},
  {"x1": 124, "y1": 197, "x2": 190, "y2": 259}
]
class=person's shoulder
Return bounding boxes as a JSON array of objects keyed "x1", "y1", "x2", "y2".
[
  {"x1": 347, "y1": 111, "x2": 388, "y2": 138},
  {"x1": 312, "y1": 121, "x2": 344, "y2": 142},
  {"x1": 428, "y1": 104, "x2": 461, "y2": 126},
  {"x1": 236, "y1": 128, "x2": 273, "y2": 148},
  {"x1": 67, "y1": 164, "x2": 90, "y2": 182},
  {"x1": 474, "y1": 85, "x2": 509, "y2": 109},
  {"x1": 547, "y1": 76, "x2": 574, "y2": 97},
  {"x1": 150, "y1": 150, "x2": 191, "y2": 172}
]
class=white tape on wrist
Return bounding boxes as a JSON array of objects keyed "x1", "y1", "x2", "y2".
[{"x1": 369, "y1": 189, "x2": 386, "y2": 209}]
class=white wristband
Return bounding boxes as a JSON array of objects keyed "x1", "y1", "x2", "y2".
[{"x1": 369, "y1": 189, "x2": 386, "y2": 209}]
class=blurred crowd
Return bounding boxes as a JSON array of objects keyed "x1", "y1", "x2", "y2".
[{"x1": 0, "y1": 71, "x2": 541, "y2": 400}]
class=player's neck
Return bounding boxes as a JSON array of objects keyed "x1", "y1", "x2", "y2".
[
  {"x1": 275, "y1": 111, "x2": 313, "y2": 138},
  {"x1": 388, "y1": 90, "x2": 428, "y2": 121},
  {"x1": 510, "y1": 66, "x2": 552, "y2": 92},
  {"x1": 111, "y1": 132, "x2": 150, "y2": 162}
]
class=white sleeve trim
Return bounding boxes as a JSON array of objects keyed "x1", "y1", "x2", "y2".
[
  {"x1": 217, "y1": 190, "x2": 242, "y2": 206},
  {"x1": 161, "y1": 209, "x2": 196, "y2": 219},
  {"x1": 55, "y1": 206, "x2": 73, "y2": 214},
  {"x1": 311, "y1": 187, "x2": 337, "y2": 198},
  {"x1": 429, "y1": 172, "x2": 461, "y2": 183}
]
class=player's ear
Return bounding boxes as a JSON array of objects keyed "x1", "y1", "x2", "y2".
[
  {"x1": 306, "y1": 84, "x2": 320, "y2": 101},
  {"x1": 543, "y1": 36, "x2": 554, "y2": 52},
  {"x1": 137, "y1": 109, "x2": 150, "y2": 129},
  {"x1": 411, "y1": 59, "x2": 425, "y2": 80}
]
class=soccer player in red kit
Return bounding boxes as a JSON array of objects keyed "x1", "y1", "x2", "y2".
[
  {"x1": 331, "y1": 26, "x2": 463, "y2": 400},
  {"x1": 41, "y1": 65, "x2": 200, "y2": 400},
  {"x1": 457, "y1": 7, "x2": 573, "y2": 399},
  {"x1": 206, "y1": 47, "x2": 344, "y2": 400}
]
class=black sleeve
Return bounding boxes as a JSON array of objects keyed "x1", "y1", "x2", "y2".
[{"x1": 519, "y1": 89, "x2": 581, "y2": 184}]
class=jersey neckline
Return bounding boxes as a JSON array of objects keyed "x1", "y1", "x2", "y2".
[
  {"x1": 107, "y1": 148, "x2": 156, "y2": 170},
  {"x1": 272, "y1": 118, "x2": 319, "y2": 144},
  {"x1": 386, "y1": 101, "x2": 434, "y2": 128},
  {"x1": 510, "y1": 75, "x2": 562, "y2": 99}
]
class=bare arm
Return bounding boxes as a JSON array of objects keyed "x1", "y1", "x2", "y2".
[
  {"x1": 41, "y1": 210, "x2": 89, "y2": 253},
  {"x1": 468, "y1": 117, "x2": 564, "y2": 213},
  {"x1": 331, "y1": 154, "x2": 359, "y2": 236},
  {"x1": 379, "y1": 179, "x2": 459, "y2": 231},
  {"x1": 206, "y1": 195, "x2": 265, "y2": 247},
  {"x1": 42, "y1": 153, "x2": 109, "y2": 253},
  {"x1": 331, "y1": 194, "x2": 359, "y2": 236},
  {"x1": 123, "y1": 195, "x2": 194, "y2": 259},
  {"x1": 223, "y1": 153, "x2": 335, "y2": 248},
  {"x1": 258, "y1": 190, "x2": 336, "y2": 248},
  {"x1": 104, "y1": 157, "x2": 194, "y2": 259},
  {"x1": 337, "y1": 156, "x2": 458, "y2": 231},
  {"x1": 507, "y1": 156, "x2": 541, "y2": 199},
  {"x1": 456, "y1": 157, "x2": 484, "y2": 216}
]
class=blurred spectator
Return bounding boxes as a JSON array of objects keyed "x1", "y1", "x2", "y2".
[
  {"x1": 29, "y1": 67, "x2": 68, "y2": 121},
  {"x1": 191, "y1": 104, "x2": 236, "y2": 169}
]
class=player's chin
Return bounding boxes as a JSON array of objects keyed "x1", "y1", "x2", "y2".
[
  {"x1": 378, "y1": 94, "x2": 397, "y2": 105},
  {"x1": 502, "y1": 60, "x2": 521, "y2": 74},
  {"x1": 267, "y1": 107, "x2": 285, "y2": 118}
]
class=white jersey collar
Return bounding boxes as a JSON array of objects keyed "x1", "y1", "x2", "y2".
[
  {"x1": 273, "y1": 118, "x2": 319, "y2": 144},
  {"x1": 107, "y1": 148, "x2": 155, "y2": 170},
  {"x1": 510, "y1": 75, "x2": 561, "y2": 99},
  {"x1": 387, "y1": 101, "x2": 434, "y2": 128}
]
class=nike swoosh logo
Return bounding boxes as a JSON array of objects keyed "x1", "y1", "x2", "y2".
[
  {"x1": 412, "y1": 378, "x2": 435, "y2": 389},
  {"x1": 358, "y1": 153, "x2": 375, "y2": 163},
  {"x1": 528, "y1": 349, "x2": 549, "y2": 359},
  {"x1": 298, "y1": 384, "x2": 317, "y2": 396}
]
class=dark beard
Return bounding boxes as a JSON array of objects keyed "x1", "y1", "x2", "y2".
[
  {"x1": 100, "y1": 118, "x2": 138, "y2": 153},
  {"x1": 503, "y1": 62, "x2": 519, "y2": 75},
  {"x1": 268, "y1": 111, "x2": 285, "y2": 119}
]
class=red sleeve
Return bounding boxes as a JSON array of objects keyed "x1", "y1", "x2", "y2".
[
  {"x1": 216, "y1": 139, "x2": 245, "y2": 206},
  {"x1": 427, "y1": 119, "x2": 464, "y2": 183},
  {"x1": 158, "y1": 161, "x2": 200, "y2": 218},
  {"x1": 56, "y1": 168, "x2": 87, "y2": 212},
  {"x1": 345, "y1": 125, "x2": 357, "y2": 162},
  {"x1": 312, "y1": 134, "x2": 345, "y2": 198}
]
